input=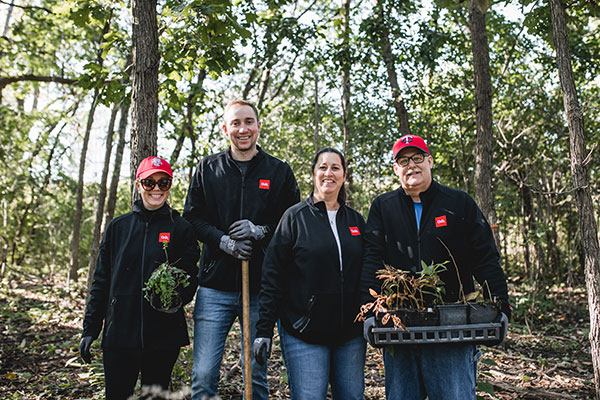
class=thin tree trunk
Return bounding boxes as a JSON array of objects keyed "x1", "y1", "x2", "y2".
[
  {"x1": 2, "y1": 1, "x2": 14, "y2": 37},
  {"x1": 340, "y1": 0, "x2": 353, "y2": 203},
  {"x1": 468, "y1": 0, "x2": 500, "y2": 249},
  {"x1": 85, "y1": 104, "x2": 118, "y2": 298},
  {"x1": 130, "y1": 0, "x2": 159, "y2": 207},
  {"x1": 69, "y1": 91, "x2": 99, "y2": 282},
  {"x1": 104, "y1": 100, "x2": 129, "y2": 229},
  {"x1": 549, "y1": 0, "x2": 600, "y2": 397},
  {"x1": 171, "y1": 69, "x2": 206, "y2": 167},
  {"x1": 313, "y1": 74, "x2": 320, "y2": 152},
  {"x1": 69, "y1": 14, "x2": 112, "y2": 282},
  {"x1": 375, "y1": 0, "x2": 410, "y2": 134},
  {"x1": 256, "y1": 65, "x2": 272, "y2": 110},
  {"x1": 242, "y1": 59, "x2": 261, "y2": 99}
]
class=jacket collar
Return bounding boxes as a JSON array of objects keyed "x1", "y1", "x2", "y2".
[
  {"x1": 226, "y1": 144, "x2": 265, "y2": 165},
  {"x1": 306, "y1": 193, "x2": 346, "y2": 213},
  {"x1": 132, "y1": 200, "x2": 176, "y2": 218},
  {"x1": 399, "y1": 180, "x2": 439, "y2": 205}
]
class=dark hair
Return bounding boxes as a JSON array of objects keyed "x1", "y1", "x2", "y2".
[
  {"x1": 311, "y1": 147, "x2": 347, "y2": 204},
  {"x1": 224, "y1": 99, "x2": 260, "y2": 123}
]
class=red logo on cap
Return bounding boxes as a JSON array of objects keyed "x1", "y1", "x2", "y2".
[
  {"x1": 159, "y1": 232, "x2": 171, "y2": 243},
  {"x1": 259, "y1": 180, "x2": 270, "y2": 190},
  {"x1": 349, "y1": 226, "x2": 360, "y2": 236},
  {"x1": 435, "y1": 216, "x2": 447, "y2": 228}
]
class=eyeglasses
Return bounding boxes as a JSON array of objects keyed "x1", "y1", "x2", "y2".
[
  {"x1": 139, "y1": 178, "x2": 172, "y2": 191},
  {"x1": 396, "y1": 153, "x2": 427, "y2": 167}
]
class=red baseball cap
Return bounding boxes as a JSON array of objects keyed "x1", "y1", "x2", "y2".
[
  {"x1": 392, "y1": 135, "x2": 430, "y2": 160},
  {"x1": 136, "y1": 156, "x2": 173, "y2": 179}
]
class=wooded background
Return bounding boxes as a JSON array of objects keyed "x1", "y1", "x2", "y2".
[{"x1": 1, "y1": 0, "x2": 599, "y2": 397}]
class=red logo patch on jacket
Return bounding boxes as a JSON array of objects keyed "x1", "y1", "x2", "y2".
[
  {"x1": 349, "y1": 226, "x2": 360, "y2": 236},
  {"x1": 259, "y1": 179, "x2": 270, "y2": 190},
  {"x1": 159, "y1": 232, "x2": 171, "y2": 243},
  {"x1": 435, "y1": 216, "x2": 447, "y2": 228}
]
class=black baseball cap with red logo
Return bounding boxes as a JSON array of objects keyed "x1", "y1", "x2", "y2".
[{"x1": 392, "y1": 135, "x2": 430, "y2": 160}]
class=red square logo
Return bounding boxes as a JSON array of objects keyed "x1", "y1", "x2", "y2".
[
  {"x1": 435, "y1": 216, "x2": 447, "y2": 228},
  {"x1": 159, "y1": 232, "x2": 171, "y2": 243},
  {"x1": 259, "y1": 179, "x2": 270, "y2": 190},
  {"x1": 349, "y1": 226, "x2": 360, "y2": 236}
]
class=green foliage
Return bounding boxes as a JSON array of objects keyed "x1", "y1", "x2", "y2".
[{"x1": 143, "y1": 242, "x2": 190, "y2": 310}]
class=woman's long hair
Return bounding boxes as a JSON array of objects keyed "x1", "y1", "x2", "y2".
[{"x1": 311, "y1": 147, "x2": 347, "y2": 204}]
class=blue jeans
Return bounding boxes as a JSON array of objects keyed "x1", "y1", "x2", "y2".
[
  {"x1": 279, "y1": 325, "x2": 366, "y2": 400},
  {"x1": 191, "y1": 286, "x2": 268, "y2": 400},
  {"x1": 383, "y1": 344, "x2": 481, "y2": 400}
]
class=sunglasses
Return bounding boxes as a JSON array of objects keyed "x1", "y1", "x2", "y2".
[{"x1": 139, "y1": 177, "x2": 172, "y2": 191}]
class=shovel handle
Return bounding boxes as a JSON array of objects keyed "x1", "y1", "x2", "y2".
[{"x1": 242, "y1": 259, "x2": 253, "y2": 400}]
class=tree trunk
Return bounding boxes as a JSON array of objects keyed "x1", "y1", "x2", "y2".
[
  {"x1": 2, "y1": 1, "x2": 14, "y2": 37},
  {"x1": 85, "y1": 104, "x2": 118, "y2": 299},
  {"x1": 69, "y1": 91, "x2": 99, "y2": 282},
  {"x1": 170, "y1": 69, "x2": 206, "y2": 167},
  {"x1": 130, "y1": 0, "x2": 159, "y2": 207},
  {"x1": 549, "y1": 0, "x2": 600, "y2": 397},
  {"x1": 375, "y1": 0, "x2": 410, "y2": 134},
  {"x1": 69, "y1": 14, "x2": 112, "y2": 282},
  {"x1": 256, "y1": 65, "x2": 272, "y2": 110},
  {"x1": 104, "y1": 100, "x2": 130, "y2": 229},
  {"x1": 468, "y1": 0, "x2": 500, "y2": 249},
  {"x1": 313, "y1": 74, "x2": 320, "y2": 152},
  {"x1": 340, "y1": 0, "x2": 353, "y2": 203}
]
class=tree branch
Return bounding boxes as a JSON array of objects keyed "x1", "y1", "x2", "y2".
[
  {"x1": 0, "y1": 0, "x2": 52, "y2": 13},
  {"x1": 0, "y1": 74, "x2": 77, "y2": 91}
]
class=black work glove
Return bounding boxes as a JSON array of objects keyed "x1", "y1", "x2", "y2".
[
  {"x1": 229, "y1": 219, "x2": 267, "y2": 241},
  {"x1": 79, "y1": 336, "x2": 94, "y2": 363},
  {"x1": 253, "y1": 337, "x2": 272, "y2": 365},
  {"x1": 363, "y1": 316, "x2": 376, "y2": 347},
  {"x1": 498, "y1": 312, "x2": 509, "y2": 344},
  {"x1": 219, "y1": 235, "x2": 252, "y2": 260}
]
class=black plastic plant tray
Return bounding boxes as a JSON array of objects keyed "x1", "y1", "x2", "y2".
[{"x1": 372, "y1": 322, "x2": 502, "y2": 346}]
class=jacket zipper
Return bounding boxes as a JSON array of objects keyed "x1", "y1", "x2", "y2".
[
  {"x1": 140, "y1": 220, "x2": 149, "y2": 348},
  {"x1": 327, "y1": 206, "x2": 345, "y2": 330}
]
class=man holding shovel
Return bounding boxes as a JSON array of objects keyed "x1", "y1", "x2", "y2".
[{"x1": 184, "y1": 100, "x2": 300, "y2": 400}]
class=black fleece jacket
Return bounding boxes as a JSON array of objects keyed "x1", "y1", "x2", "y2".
[
  {"x1": 183, "y1": 146, "x2": 300, "y2": 294},
  {"x1": 82, "y1": 201, "x2": 200, "y2": 349},
  {"x1": 360, "y1": 181, "x2": 511, "y2": 318},
  {"x1": 256, "y1": 195, "x2": 366, "y2": 345}
]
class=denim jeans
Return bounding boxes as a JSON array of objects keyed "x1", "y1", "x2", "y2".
[
  {"x1": 191, "y1": 286, "x2": 268, "y2": 400},
  {"x1": 279, "y1": 325, "x2": 366, "y2": 400},
  {"x1": 383, "y1": 344, "x2": 481, "y2": 400}
]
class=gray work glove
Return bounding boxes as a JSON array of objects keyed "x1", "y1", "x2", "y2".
[
  {"x1": 253, "y1": 337, "x2": 272, "y2": 365},
  {"x1": 363, "y1": 316, "x2": 376, "y2": 347},
  {"x1": 79, "y1": 336, "x2": 94, "y2": 363},
  {"x1": 219, "y1": 235, "x2": 252, "y2": 260},
  {"x1": 229, "y1": 219, "x2": 267, "y2": 241}
]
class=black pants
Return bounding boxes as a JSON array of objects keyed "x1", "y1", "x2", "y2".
[{"x1": 103, "y1": 347, "x2": 180, "y2": 400}]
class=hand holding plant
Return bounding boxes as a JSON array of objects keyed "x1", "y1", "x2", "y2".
[{"x1": 143, "y1": 241, "x2": 190, "y2": 312}]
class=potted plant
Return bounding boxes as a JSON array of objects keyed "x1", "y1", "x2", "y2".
[
  {"x1": 464, "y1": 282, "x2": 501, "y2": 324},
  {"x1": 143, "y1": 240, "x2": 190, "y2": 313},
  {"x1": 356, "y1": 261, "x2": 448, "y2": 329}
]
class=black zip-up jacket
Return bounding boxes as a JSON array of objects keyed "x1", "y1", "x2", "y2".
[
  {"x1": 82, "y1": 201, "x2": 200, "y2": 349},
  {"x1": 360, "y1": 181, "x2": 511, "y2": 318},
  {"x1": 183, "y1": 146, "x2": 300, "y2": 294},
  {"x1": 256, "y1": 195, "x2": 366, "y2": 345}
]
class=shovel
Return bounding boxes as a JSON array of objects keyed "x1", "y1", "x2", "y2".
[{"x1": 242, "y1": 259, "x2": 253, "y2": 400}]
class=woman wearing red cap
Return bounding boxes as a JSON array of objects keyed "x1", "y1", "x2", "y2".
[{"x1": 80, "y1": 156, "x2": 200, "y2": 399}]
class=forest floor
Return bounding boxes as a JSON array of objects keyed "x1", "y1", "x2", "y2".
[{"x1": 0, "y1": 275, "x2": 595, "y2": 399}]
